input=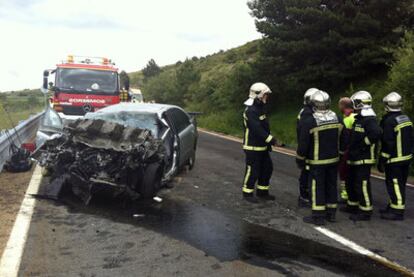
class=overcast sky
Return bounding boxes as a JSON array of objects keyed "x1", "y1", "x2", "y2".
[{"x1": 0, "y1": 0, "x2": 261, "y2": 92}]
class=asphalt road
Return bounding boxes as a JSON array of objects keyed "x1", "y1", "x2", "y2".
[{"x1": 16, "y1": 131, "x2": 414, "y2": 276}]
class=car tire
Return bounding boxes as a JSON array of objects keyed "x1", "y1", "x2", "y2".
[
  {"x1": 188, "y1": 150, "x2": 196, "y2": 170},
  {"x1": 139, "y1": 162, "x2": 163, "y2": 199}
]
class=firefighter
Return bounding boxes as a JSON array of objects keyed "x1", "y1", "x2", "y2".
[
  {"x1": 242, "y1": 82, "x2": 277, "y2": 203},
  {"x1": 342, "y1": 91, "x2": 382, "y2": 221},
  {"x1": 297, "y1": 90, "x2": 342, "y2": 225},
  {"x1": 378, "y1": 92, "x2": 414, "y2": 221},
  {"x1": 338, "y1": 98, "x2": 356, "y2": 202},
  {"x1": 297, "y1": 88, "x2": 319, "y2": 207}
]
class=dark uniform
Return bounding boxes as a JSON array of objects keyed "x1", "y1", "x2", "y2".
[
  {"x1": 379, "y1": 112, "x2": 414, "y2": 216},
  {"x1": 296, "y1": 105, "x2": 313, "y2": 201},
  {"x1": 346, "y1": 112, "x2": 381, "y2": 215},
  {"x1": 242, "y1": 99, "x2": 275, "y2": 197},
  {"x1": 296, "y1": 111, "x2": 342, "y2": 219}
]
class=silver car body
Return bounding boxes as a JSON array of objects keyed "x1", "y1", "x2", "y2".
[{"x1": 84, "y1": 103, "x2": 198, "y2": 181}]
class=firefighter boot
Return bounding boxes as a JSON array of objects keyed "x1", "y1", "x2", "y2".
[
  {"x1": 303, "y1": 215, "x2": 326, "y2": 226},
  {"x1": 326, "y1": 210, "x2": 336, "y2": 223},
  {"x1": 380, "y1": 211, "x2": 404, "y2": 221},
  {"x1": 339, "y1": 205, "x2": 358, "y2": 214},
  {"x1": 243, "y1": 194, "x2": 259, "y2": 204},
  {"x1": 349, "y1": 212, "x2": 371, "y2": 221},
  {"x1": 257, "y1": 189, "x2": 275, "y2": 201}
]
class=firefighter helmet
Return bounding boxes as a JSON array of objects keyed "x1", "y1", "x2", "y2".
[
  {"x1": 304, "y1": 88, "x2": 319, "y2": 105},
  {"x1": 351, "y1": 91, "x2": 372, "y2": 110},
  {"x1": 244, "y1": 82, "x2": 272, "y2": 106},
  {"x1": 383, "y1": 92, "x2": 403, "y2": 112},
  {"x1": 310, "y1": 90, "x2": 330, "y2": 112}
]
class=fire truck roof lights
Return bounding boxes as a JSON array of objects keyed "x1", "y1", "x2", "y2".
[{"x1": 63, "y1": 55, "x2": 116, "y2": 66}]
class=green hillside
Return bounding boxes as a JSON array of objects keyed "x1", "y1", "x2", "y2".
[
  {"x1": 129, "y1": 40, "x2": 387, "y2": 146},
  {"x1": 0, "y1": 89, "x2": 45, "y2": 130}
]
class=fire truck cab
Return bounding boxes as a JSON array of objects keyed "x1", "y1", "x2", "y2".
[{"x1": 42, "y1": 55, "x2": 129, "y2": 120}]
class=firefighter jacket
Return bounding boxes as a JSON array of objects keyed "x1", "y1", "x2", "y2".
[
  {"x1": 296, "y1": 110, "x2": 342, "y2": 166},
  {"x1": 380, "y1": 112, "x2": 414, "y2": 164},
  {"x1": 347, "y1": 110, "x2": 382, "y2": 165},
  {"x1": 243, "y1": 100, "x2": 274, "y2": 151},
  {"x1": 296, "y1": 105, "x2": 313, "y2": 140}
]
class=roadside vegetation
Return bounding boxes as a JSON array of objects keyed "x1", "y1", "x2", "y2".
[
  {"x1": 131, "y1": 1, "x2": 414, "y2": 148},
  {"x1": 0, "y1": 89, "x2": 44, "y2": 130}
]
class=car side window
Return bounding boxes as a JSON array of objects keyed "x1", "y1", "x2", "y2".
[{"x1": 170, "y1": 109, "x2": 190, "y2": 133}]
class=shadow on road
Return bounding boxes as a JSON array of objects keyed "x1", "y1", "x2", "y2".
[{"x1": 39, "y1": 190, "x2": 400, "y2": 277}]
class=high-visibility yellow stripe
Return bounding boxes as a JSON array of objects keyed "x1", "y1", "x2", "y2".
[
  {"x1": 327, "y1": 204, "x2": 338, "y2": 209},
  {"x1": 364, "y1": 137, "x2": 371, "y2": 145},
  {"x1": 314, "y1": 132, "x2": 319, "y2": 161},
  {"x1": 243, "y1": 146, "x2": 268, "y2": 151},
  {"x1": 257, "y1": 185, "x2": 269, "y2": 191},
  {"x1": 243, "y1": 187, "x2": 254, "y2": 193},
  {"x1": 347, "y1": 159, "x2": 376, "y2": 165},
  {"x1": 388, "y1": 154, "x2": 413, "y2": 164},
  {"x1": 359, "y1": 205, "x2": 373, "y2": 211},
  {"x1": 259, "y1": 115, "x2": 267, "y2": 120},
  {"x1": 381, "y1": 152, "x2": 391, "y2": 158},
  {"x1": 312, "y1": 179, "x2": 326, "y2": 211},
  {"x1": 362, "y1": 180, "x2": 372, "y2": 210},
  {"x1": 347, "y1": 200, "x2": 359, "y2": 206},
  {"x1": 265, "y1": 135, "x2": 273, "y2": 143},
  {"x1": 310, "y1": 123, "x2": 342, "y2": 134},
  {"x1": 397, "y1": 129, "x2": 402, "y2": 158},
  {"x1": 354, "y1": 126, "x2": 365, "y2": 133},
  {"x1": 307, "y1": 157, "x2": 339, "y2": 165},
  {"x1": 243, "y1": 166, "x2": 251, "y2": 192},
  {"x1": 394, "y1": 121, "x2": 413, "y2": 131},
  {"x1": 392, "y1": 178, "x2": 405, "y2": 210}
]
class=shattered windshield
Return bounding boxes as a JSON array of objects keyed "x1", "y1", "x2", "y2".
[
  {"x1": 85, "y1": 112, "x2": 159, "y2": 137},
  {"x1": 56, "y1": 68, "x2": 118, "y2": 95}
]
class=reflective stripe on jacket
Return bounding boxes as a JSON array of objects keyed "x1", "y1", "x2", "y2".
[
  {"x1": 243, "y1": 101, "x2": 273, "y2": 151},
  {"x1": 348, "y1": 114, "x2": 381, "y2": 165},
  {"x1": 380, "y1": 112, "x2": 414, "y2": 164},
  {"x1": 297, "y1": 110, "x2": 342, "y2": 165}
]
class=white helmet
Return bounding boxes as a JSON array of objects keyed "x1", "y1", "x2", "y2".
[
  {"x1": 304, "y1": 88, "x2": 319, "y2": 105},
  {"x1": 351, "y1": 91, "x2": 372, "y2": 110},
  {"x1": 244, "y1": 82, "x2": 272, "y2": 106},
  {"x1": 310, "y1": 90, "x2": 330, "y2": 112},
  {"x1": 383, "y1": 92, "x2": 403, "y2": 112}
]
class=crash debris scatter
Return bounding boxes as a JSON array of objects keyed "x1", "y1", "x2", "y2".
[{"x1": 38, "y1": 119, "x2": 165, "y2": 204}]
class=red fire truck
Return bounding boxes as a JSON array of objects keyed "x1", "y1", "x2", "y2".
[{"x1": 42, "y1": 55, "x2": 129, "y2": 119}]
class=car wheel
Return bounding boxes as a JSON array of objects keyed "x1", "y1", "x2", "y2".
[
  {"x1": 139, "y1": 162, "x2": 163, "y2": 199},
  {"x1": 188, "y1": 150, "x2": 196, "y2": 170}
]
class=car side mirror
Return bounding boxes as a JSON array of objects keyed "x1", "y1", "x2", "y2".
[{"x1": 41, "y1": 70, "x2": 49, "y2": 94}]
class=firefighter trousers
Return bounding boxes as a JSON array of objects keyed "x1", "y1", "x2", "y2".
[
  {"x1": 242, "y1": 150, "x2": 273, "y2": 196},
  {"x1": 385, "y1": 163, "x2": 410, "y2": 215},
  {"x1": 308, "y1": 164, "x2": 338, "y2": 217},
  {"x1": 346, "y1": 165, "x2": 373, "y2": 214},
  {"x1": 299, "y1": 167, "x2": 310, "y2": 200}
]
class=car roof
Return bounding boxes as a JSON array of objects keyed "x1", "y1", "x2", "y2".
[{"x1": 93, "y1": 103, "x2": 182, "y2": 115}]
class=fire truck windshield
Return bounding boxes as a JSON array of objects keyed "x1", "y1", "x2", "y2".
[{"x1": 56, "y1": 68, "x2": 118, "y2": 95}]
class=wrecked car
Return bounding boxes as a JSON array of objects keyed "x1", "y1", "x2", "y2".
[{"x1": 35, "y1": 103, "x2": 198, "y2": 204}]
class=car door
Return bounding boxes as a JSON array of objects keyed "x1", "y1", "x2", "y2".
[{"x1": 167, "y1": 108, "x2": 195, "y2": 166}]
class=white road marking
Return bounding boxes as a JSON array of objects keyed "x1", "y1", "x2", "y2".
[
  {"x1": 200, "y1": 128, "x2": 414, "y2": 274},
  {"x1": 199, "y1": 128, "x2": 414, "y2": 188},
  {"x1": 0, "y1": 165, "x2": 43, "y2": 277},
  {"x1": 315, "y1": 226, "x2": 414, "y2": 276}
]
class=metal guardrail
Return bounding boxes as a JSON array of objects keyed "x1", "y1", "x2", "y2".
[{"x1": 0, "y1": 111, "x2": 45, "y2": 172}]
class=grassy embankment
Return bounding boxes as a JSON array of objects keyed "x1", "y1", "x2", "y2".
[
  {"x1": 130, "y1": 41, "x2": 387, "y2": 148},
  {"x1": 0, "y1": 89, "x2": 45, "y2": 130}
]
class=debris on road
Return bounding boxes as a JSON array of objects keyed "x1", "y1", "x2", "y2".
[
  {"x1": 37, "y1": 119, "x2": 165, "y2": 204},
  {"x1": 153, "y1": 196, "x2": 163, "y2": 203}
]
